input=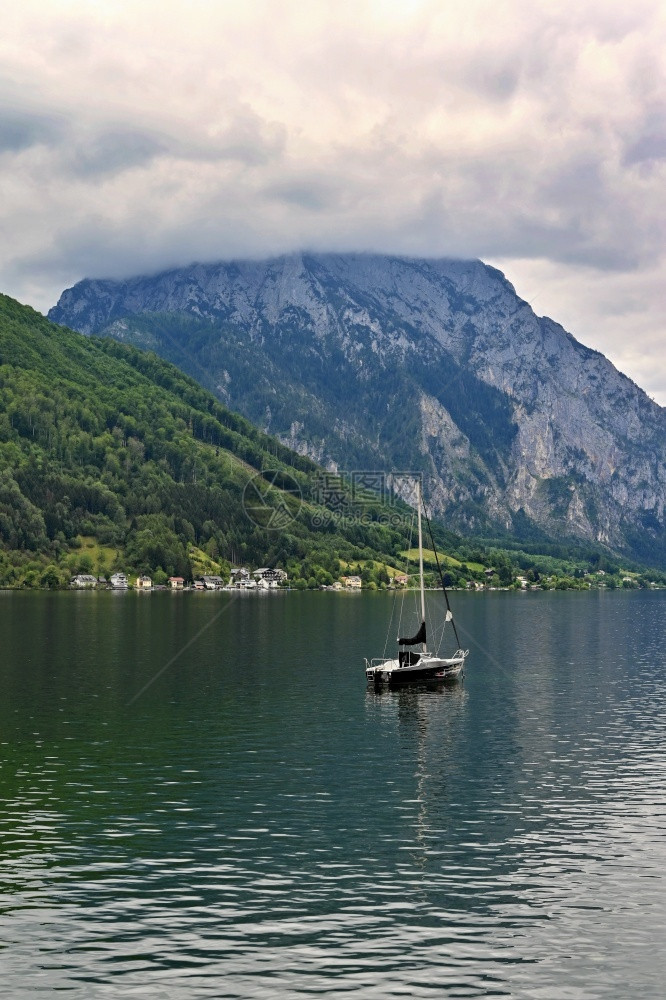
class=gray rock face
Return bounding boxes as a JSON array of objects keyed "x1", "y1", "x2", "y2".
[{"x1": 49, "y1": 253, "x2": 666, "y2": 565}]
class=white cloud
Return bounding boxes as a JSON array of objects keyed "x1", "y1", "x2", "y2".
[{"x1": 0, "y1": 0, "x2": 664, "y2": 402}]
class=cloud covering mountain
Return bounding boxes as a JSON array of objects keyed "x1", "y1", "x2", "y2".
[{"x1": 2, "y1": 0, "x2": 665, "y2": 401}]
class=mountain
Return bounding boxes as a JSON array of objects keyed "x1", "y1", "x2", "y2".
[
  {"x1": 0, "y1": 293, "x2": 423, "y2": 588},
  {"x1": 49, "y1": 253, "x2": 666, "y2": 567}
]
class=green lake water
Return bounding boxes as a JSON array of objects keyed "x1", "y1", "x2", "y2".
[{"x1": 1, "y1": 589, "x2": 665, "y2": 998}]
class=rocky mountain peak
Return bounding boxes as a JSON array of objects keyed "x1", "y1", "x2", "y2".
[{"x1": 49, "y1": 252, "x2": 665, "y2": 566}]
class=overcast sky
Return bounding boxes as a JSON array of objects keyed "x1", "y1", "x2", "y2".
[{"x1": 1, "y1": 0, "x2": 664, "y2": 403}]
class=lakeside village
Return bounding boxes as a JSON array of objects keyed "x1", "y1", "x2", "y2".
[{"x1": 68, "y1": 563, "x2": 665, "y2": 593}]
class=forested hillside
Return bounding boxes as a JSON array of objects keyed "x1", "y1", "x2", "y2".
[
  {"x1": 2, "y1": 294, "x2": 663, "y2": 592},
  {"x1": 0, "y1": 295, "x2": 418, "y2": 587}
]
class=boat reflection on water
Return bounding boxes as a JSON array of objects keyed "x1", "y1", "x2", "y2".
[
  {"x1": 365, "y1": 679, "x2": 470, "y2": 869},
  {"x1": 365, "y1": 675, "x2": 469, "y2": 716}
]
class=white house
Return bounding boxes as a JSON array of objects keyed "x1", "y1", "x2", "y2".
[{"x1": 253, "y1": 567, "x2": 288, "y2": 584}]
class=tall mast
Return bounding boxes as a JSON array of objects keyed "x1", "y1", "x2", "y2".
[{"x1": 417, "y1": 478, "x2": 426, "y2": 651}]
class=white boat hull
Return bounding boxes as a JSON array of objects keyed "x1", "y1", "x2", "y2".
[{"x1": 366, "y1": 651, "x2": 467, "y2": 686}]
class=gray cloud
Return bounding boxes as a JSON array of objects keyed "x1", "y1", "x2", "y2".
[
  {"x1": 262, "y1": 172, "x2": 345, "y2": 212},
  {"x1": 66, "y1": 127, "x2": 169, "y2": 177},
  {"x1": 36, "y1": 113, "x2": 284, "y2": 180},
  {"x1": 0, "y1": 0, "x2": 664, "y2": 403},
  {"x1": 209, "y1": 112, "x2": 286, "y2": 167},
  {"x1": 624, "y1": 109, "x2": 666, "y2": 165},
  {"x1": 0, "y1": 108, "x2": 65, "y2": 152}
]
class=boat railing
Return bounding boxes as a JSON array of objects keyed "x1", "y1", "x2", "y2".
[{"x1": 365, "y1": 657, "x2": 392, "y2": 670}]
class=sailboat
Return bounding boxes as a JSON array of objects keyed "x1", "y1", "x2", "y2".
[{"x1": 365, "y1": 479, "x2": 468, "y2": 687}]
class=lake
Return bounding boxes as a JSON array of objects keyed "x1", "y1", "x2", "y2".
[{"x1": 1, "y1": 589, "x2": 665, "y2": 998}]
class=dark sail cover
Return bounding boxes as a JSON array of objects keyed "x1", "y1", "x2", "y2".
[{"x1": 398, "y1": 620, "x2": 426, "y2": 646}]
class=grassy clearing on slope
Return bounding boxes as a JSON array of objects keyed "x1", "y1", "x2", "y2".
[
  {"x1": 188, "y1": 544, "x2": 229, "y2": 579},
  {"x1": 339, "y1": 558, "x2": 405, "y2": 577},
  {"x1": 400, "y1": 548, "x2": 485, "y2": 573},
  {"x1": 74, "y1": 536, "x2": 122, "y2": 574}
]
